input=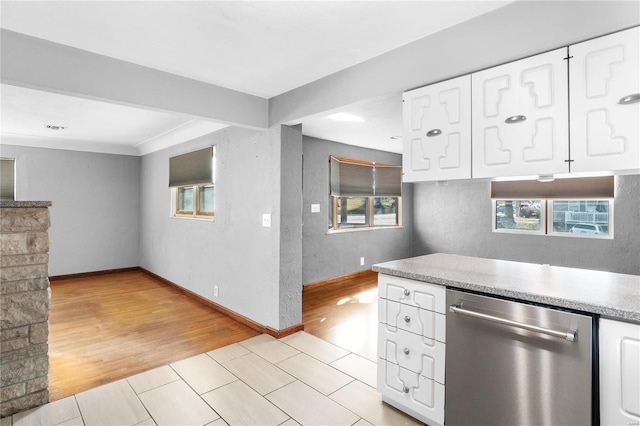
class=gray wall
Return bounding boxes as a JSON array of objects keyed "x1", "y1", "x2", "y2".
[
  {"x1": 302, "y1": 136, "x2": 413, "y2": 284},
  {"x1": 412, "y1": 175, "x2": 640, "y2": 275},
  {"x1": 0, "y1": 144, "x2": 140, "y2": 276},
  {"x1": 139, "y1": 125, "x2": 303, "y2": 330},
  {"x1": 278, "y1": 125, "x2": 303, "y2": 328}
]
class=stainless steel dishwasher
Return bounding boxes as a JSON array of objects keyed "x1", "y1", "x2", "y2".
[{"x1": 446, "y1": 289, "x2": 595, "y2": 426}]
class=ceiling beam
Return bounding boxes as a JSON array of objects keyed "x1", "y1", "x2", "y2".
[
  {"x1": 1, "y1": 29, "x2": 268, "y2": 130},
  {"x1": 269, "y1": 0, "x2": 640, "y2": 126}
]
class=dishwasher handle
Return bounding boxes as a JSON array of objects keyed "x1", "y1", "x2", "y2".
[{"x1": 449, "y1": 304, "x2": 577, "y2": 342}]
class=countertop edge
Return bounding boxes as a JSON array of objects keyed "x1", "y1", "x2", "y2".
[
  {"x1": 0, "y1": 201, "x2": 52, "y2": 208},
  {"x1": 372, "y1": 264, "x2": 640, "y2": 323}
]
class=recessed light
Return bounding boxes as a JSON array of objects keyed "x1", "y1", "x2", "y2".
[
  {"x1": 45, "y1": 124, "x2": 66, "y2": 130},
  {"x1": 327, "y1": 113, "x2": 365, "y2": 123}
]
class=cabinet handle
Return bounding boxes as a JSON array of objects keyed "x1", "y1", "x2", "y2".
[
  {"x1": 403, "y1": 289, "x2": 410, "y2": 296},
  {"x1": 404, "y1": 316, "x2": 411, "y2": 323},
  {"x1": 505, "y1": 115, "x2": 527, "y2": 124},
  {"x1": 426, "y1": 129, "x2": 442, "y2": 137},
  {"x1": 403, "y1": 348, "x2": 410, "y2": 355},
  {"x1": 619, "y1": 93, "x2": 640, "y2": 105},
  {"x1": 403, "y1": 386, "x2": 410, "y2": 393}
]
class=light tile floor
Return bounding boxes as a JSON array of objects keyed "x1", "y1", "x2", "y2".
[{"x1": 5, "y1": 332, "x2": 424, "y2": 426}]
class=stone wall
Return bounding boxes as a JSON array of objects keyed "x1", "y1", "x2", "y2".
[{"x1": 0, "y1": 202, "x2": 51, "y2": 417}]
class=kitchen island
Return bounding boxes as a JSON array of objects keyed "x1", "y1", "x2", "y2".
[{"x1": 373, "y1": 253, "x2": 640, "y2": 426}]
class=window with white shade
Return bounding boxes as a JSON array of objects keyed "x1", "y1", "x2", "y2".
[
  {"x1": 169, "y1": 146, "x2": 215, "y2": 219},
  {"x1": 329, "y1": 156, "x2": 402, "y2": 231}
]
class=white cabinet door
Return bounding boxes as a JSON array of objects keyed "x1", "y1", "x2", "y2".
[
  {"x1": 570, "y1": 27, "x2": 640, "y2": 174},
  {"x1": 402, "y1": 75, "x2": 471, "y2": 182},
  {"x1": 472, "y1": 48, "x2": 569, "y2": 178},
  {"x1": 600, "y1": 318, "x2": 640, "y2": 426}
]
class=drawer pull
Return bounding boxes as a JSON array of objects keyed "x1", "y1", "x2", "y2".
[
  {"x1": 403, "y1": 289, "x2": 410, "y2": 296},
  {"x1": 404, "y1": 316, "x2": 411, "y2": 323},
  {"x1": 403, "y1": 386, "x2": 410, "y2": 393},
  {"x1": 403, "y1": 348, "x2": 410, "y2": 355},
  {"x1": 426, "y1": 128, "x2": 442, "y2": 137}
]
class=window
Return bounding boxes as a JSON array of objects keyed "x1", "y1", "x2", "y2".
[
  {"x1": 175, "y1": 185, "x2": 214, "y2": 217},
  {"x1": 491, "y1": 177, "x2": 615, "y2": 239},
  {"x1": 493, "y1": 200, "x2": 545, "y2": 234},
  {"x1": 329, "y1": 156, "x2": 401, "y2": 230},
  {"x1": 0, "y1": 158, "x2": 16, "y2": 201},
  {"x1": 549, "y1": 199, "x2": 612, "y2": 238},
  {"x1": 169, "y1": 147, "x2": 215, "y2": 219}
]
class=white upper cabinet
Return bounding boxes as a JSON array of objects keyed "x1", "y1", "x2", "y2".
[
  {"x1": 569, "y1": 26, "x2": 640, "y2": 174},
  {"x1": 402, "y1": 75, "x2": 471, "y2": 182},
  {"x1": 472, "y1": 48, "x2": 569, "y2": 178}
]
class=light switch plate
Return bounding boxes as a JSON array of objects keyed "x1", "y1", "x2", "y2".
[
  {"x1": 262, "y1": 214, "x2": 271, "y2": 227},
  {"x1": 311, "y1": 204, "x2": 320, "y2": 213}
]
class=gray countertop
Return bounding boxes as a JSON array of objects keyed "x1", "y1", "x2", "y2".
[
  {"x1": 0, "y1": 201, "x2": 52, "y2": 208},
  {"x1": 372, "y1": 253, "x2": 640, "y2": 323}
]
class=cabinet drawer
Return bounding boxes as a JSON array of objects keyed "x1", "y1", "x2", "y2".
[
  {"x1": 378, "y1": 324, "x2": 445, "y2": 384},
  {"x1": 379, "y1": 299, "x2": 446, "y2": 342},
  {"x1": 378, "y1": 274, "x2": 446, "y2": 314},
  {"x1": 377, "y1": 359, "x2": 444, "y2": 426}
]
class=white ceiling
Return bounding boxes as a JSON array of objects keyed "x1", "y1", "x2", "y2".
[{"x1": 0, "y1": 1, "x2": 512, "y2": 156}]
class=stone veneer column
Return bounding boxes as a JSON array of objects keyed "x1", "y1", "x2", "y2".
[{"x1": 0, "y1": 201, "x2": 51, "y2": 418}]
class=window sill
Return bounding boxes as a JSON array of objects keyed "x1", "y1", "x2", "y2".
[
  {"x1": 548, "y1": 232, "x2": 613, "y2": 240},
  {"x1": 170, "y1": 214, "x2": 214, "y2": 222},
  {"x1": 327, "y1": 226, "x2": 404, "y2": 235}
]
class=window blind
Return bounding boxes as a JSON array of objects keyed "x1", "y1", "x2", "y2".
[
  {"x1": 0, "y1": 158, "x2": 15, "y2": 201},
  {"x1": 169, "y1": 147, "x2": 214, "y2": 187},
  {"x1": 491, "y1": 176, "x2": 615, "y2": 199},
  {"x1": 375, "y1": 165, "x2": 403, "y2": 197},
  {"x1": 329, "y1": 156, "x2": 401, "y2": 197},
  {"x1": 330, "y1": 156, "x2": 374, "y2": 197}
]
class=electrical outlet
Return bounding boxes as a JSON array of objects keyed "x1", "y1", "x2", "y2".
[
  {"x1": 360, "y1": 257, "x2": 365, "y2": 266},
  {"x1": 311, "y1": 204, "x2": 320, "y2": 213},
  {"x1": 262, "y1": 213, "x2": 271, "y2": 227},
  {"x1": 214, "y1": 285, "x2": 219, "y2": 297}
]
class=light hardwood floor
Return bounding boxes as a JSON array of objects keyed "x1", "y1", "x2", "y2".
[
  {"x1": 49, "y1": 271, "x2": 259, "y2": 400},
  {"x1": 302, "y1": 271, "x2": 378, "y2": 361},
  {"x1": 49, "y1": 269, "x2": 378, "y2": 401}
]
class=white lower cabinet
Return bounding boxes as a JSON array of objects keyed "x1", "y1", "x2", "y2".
[
  {"x1": 378, "y1": 360, "x2": 445, "y2": 426},
  {"x1": 378, "y1": 299, "x2": 446, "y2": 343},
  {"x1": 378, "y1": 324, "x2": 445, "y2": 383},
  {"x1": 378, "y1": 274, "x2": 445, "y2": 426},
  {"x1": 600, "y1": 318, "x2": 640, "y2": 426}
]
